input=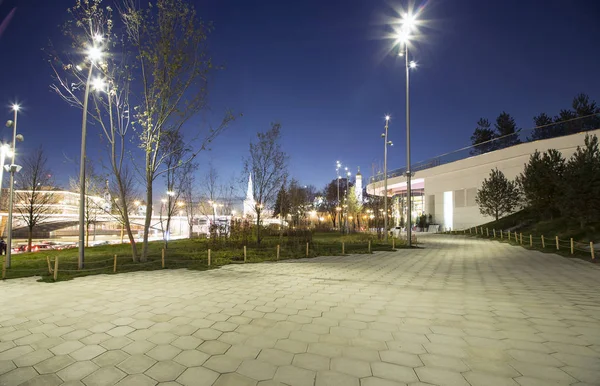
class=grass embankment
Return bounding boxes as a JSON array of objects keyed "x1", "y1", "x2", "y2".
[
  {"x1": 1, "y1": 232, "x2": 404, "y2": 282},
  {"x1": 453, "y1": 209, "x2": 599, "y2": 262}
]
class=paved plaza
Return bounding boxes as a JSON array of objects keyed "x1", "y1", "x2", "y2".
[{"x1": 1, "y1": 235, "x2": 600, "y2": 386}]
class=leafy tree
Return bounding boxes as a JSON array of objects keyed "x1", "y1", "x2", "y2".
[
  {"x1": 121, "y1": 0, "x2": 235, "y2": 260},
  {"x1": 494, "y1": 111, "x2": 521, "y2": 149},
  {"x1": 470, "y1": 118, "x2": 495, "y2": 154},
  {"x1": 530, "y1": 113, "x2": 559, "y2": 141},
  {"x1": 15, "y1": 147, "x2": 56, "y2": 252},
  {"x1": 244, "y1": 123, "x2": 288, "y2": 244},
  {"x1": 318, "y1": 181, "x2": 339, "y2": 228},
  {"x1": 517, "y1": 150, "x2": 565, "y2": 220},
  {"x1": 346, "y1": 185, "x2": 362, "y2": 231},
  {"x1": 560, "y1": 134, "x2": 600, "y2": 228},
  {"x1": 288, "y1": 179, "x2": 308, "y2": 227},
  {"x1": 476, "y1": 168, "x2": 520, "y2": 221}
]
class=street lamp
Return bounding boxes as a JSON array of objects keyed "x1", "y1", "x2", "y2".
[
  {"x1": 0, "y1": 143, "x2": 11, "y2": 204},
  {"x1": 335, "y1": 161, "x2": 342, "y2": 232},
  {"x1": 4, "y1": 104, "x2": 24, "y2": 267},
  {"x1": 397, "y1": 12, "x2": 419, "y2": 247},
  {"x1": 381, "y1": 116, "x2": 393, "y2": 241},
  {"x1": 78, "y1": 36, "x2": 105, "y2": 269}
]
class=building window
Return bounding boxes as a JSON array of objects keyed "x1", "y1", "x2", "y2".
[
  {"x1": 466, "y1": 188, "x2": 477, "y2": 207},
  {"x1": 454, "y1": 189, "x2": 465, "y2": 208}
]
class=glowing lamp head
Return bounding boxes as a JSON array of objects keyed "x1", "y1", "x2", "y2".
[
  {"x1": 409, "y1": 61, "x2": 417, "y2": 69},
  {"x1": 385, "y1": 115, "x2": 390, "y2": 121},
  {"x1": 91, "y1": 77, "x2": 107, "y2": 92},
  {"x1": 401, "y1": 12, "x2": 418, "y2": 31},
  {"x1": 86, "y1": 45, "x2": 103, "y2": 62},
  {"x1": 11, "y1": 104, "x2": 20, "y2": 112}
]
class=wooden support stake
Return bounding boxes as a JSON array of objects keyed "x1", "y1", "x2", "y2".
[
  {"x1": 493, "y1": 229, "x2": 496, "y2": 238},
  {"x1": 46, "y1": 256, "x2": 53, "y2": 274},
  {"x1": 541, "y1": 235, "x2": 545, "y2": 248},
  {"x1": 208, "y1": 249, "x2": 211, "y2": 266},
  {"x1": 392, "y1": 238, "x2": 395, "y2": 249},
  {"x1": 306, "y1": 242, "x2": 309, "y2": 257},
  {"x1": 520, "y1": 233, "x2": 523, "y2": 245},
  {"x1": 276, "y1": 245, "x2": 280, "y2": 260},
  {"x1": 591, "y1": 242, "x2": 595, "y2": 260},
  {"x1": 469, "y1": 228, "x2": 472, "y2": 234},
  {"x1": 161, "y1": 248, "x2": 165, "y2": 268},
  {"x1": 244, "y1": 246, "x2": 247, "y2": 263},
  {"x1": 113, "y1": 255, "x2": 117, "y2": 273},
  {"x1": 529, "y1": 234, "x2": 533, "y2": 247},
  {"x1": 342, "y1": 242, "x2": 345, "y2": 255},
  {"x1": 486, "y1": 228, "x2": 489, "y2": 237},
  {"x1": 1, "y1": 256, "x2": 6, "y2": 280},
  {"x1": 53, "y1": 257, "x2": 59, "y2": 281},
  {"x1": 556, "y1": 236, "x2": 559, "y2": 250},
  {"x1": 368, "y1": 240, "x2": 371, "y2": 253},
  {"x1": 501, "y1": 230, "x2": 503, "y2": 239},
  {"x1": 570, "y1": 238, "x2": 574, "y2": 255},
  {"x1": 481, "y1": 227, "x2": 484, "y2": 235},
  {"x1": 475, "y1": 227, "x2": 477, "y2": 235},
  {"x1": 508, "y1": 231, "x2": 511, "y2": 242}
]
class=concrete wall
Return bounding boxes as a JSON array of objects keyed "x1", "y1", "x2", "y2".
[{"x1": 367, "y1": 129, "x2": 600, "y2": 230}]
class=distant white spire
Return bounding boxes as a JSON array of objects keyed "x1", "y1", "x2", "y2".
[{"x1": 246, "y1": 174, "x2": 253, "y2": 200}]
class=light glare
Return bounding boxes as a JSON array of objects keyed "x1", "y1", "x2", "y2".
[
  {"x1": 11, "y1": 104, "x2": 19, "y2": 112},
  {"x1": 86, "y1": 46, "x2": 103, "y2": 62},
  {"x1": 91, "y1": 77, "x2": 107, "y2": 92},
  {"x1": 409, "y1": 61, "x2": 417, "y2": 68}
]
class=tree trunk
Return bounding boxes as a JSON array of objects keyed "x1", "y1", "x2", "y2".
[
  {"x1": 256, "y1": 210, "x2": 261, "y2": 244},
  {"x1": 116, "y1": 179, "x2": 138, "y2": 262},
  {"x1": 85, "y1": 222, "x2": 89, "y2": 247},
  {"x1": 141, "y1": 179, "x2": 153, "y2": 261},
  {"x1": 189, "y1": 224, "x2": 193, "y2": 239},
  {"x1": 164, "y1": 216, "x2": 171, "y2": 250},
  {"x1": 27, "y1": 227, "x2": 33, "y2": 252}
]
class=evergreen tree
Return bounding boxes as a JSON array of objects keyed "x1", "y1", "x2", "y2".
[
  {"x1": 560, "y1": 134, "x2": 600, "y2": 228},
  {"x1": 572, "y1": 93, "x2": 600, "y2": 132},
  {"x1": 494, "y1": 111, "x2": 521, "y2": 149},
  {"x1": 476, "y1": 168, "x2": 520, "y2": 221},
  {"x1": 554, "y1": 109, "x2": 577, "y2": 135},
  {"x1": 530, "y1": 113, "x2": 558, "y2": 141},
  {"x1": 273, "y1": 185, "x2": 290, "y2": 219},
  {"x1": 470, "y1": 118, "x2": 495, "y2": 155},
  {"x1": 517, "y1": 149, "x2": 565, "y2": 220}
]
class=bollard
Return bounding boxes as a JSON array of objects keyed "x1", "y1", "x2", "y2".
[
  {"x1": 342, "y1": 242, "x2": 345, "y2": 255},
  {"x1": 501, "y1": 230, "x2": 503, "y2": 239},
  {"x1": 161, "y1": 248, "x2": 165, "y2": 268},
  {"x1": 570, "y1": 238, "x2": 574, "y2": 255},
  {"x1": 493, "y1": 229, "x2": 496, "y2": 238},
  {"x1": 1, "y1": 256, "x2": 5, "y2": 280},
  {"x1": 591, "y1": 242, "x2": 595, "y2": 260},
  {"x1": 46, "y1": 256, "x2": 53, "y2": 275},
  {"x1": 244, "y1": 246, "x2": 247, "y2": 263},
  {"x1": 277, "y1": 245, "x2": 280, "y2": 261},
  {"x1": 541, "y1": 235, "x2": 545, "y2": 248},
  {"x1": 520, "y1": 233, "x2": 523, "y2": 245},
  {"x1": 529, "y1": 234, "x2": 533, "y2": 247},
  {"x1": 208, "y1": 249, "x2": 211, "y2": 266},
  {"x1": 368, "y1": 240, "x2": 371, "y2": 253},
  {"x1": 53, "y1": 257, "x2": 59, "y2": 281},
  {"x1": 306, "y1": 242, "x2": 309, "y2": 257},
  {"x1": 113, "y1": 255, "x2": 117, "y2": 273},
  {"x1": 556, "y1": 236, "x2": 559, "y2": 250}
]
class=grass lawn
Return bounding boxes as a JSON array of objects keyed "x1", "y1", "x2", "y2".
[
  {"x1": 448, "y1": 209, "x2": 599, "y2": 262},
  {"x1": 1, "y1": 232, "x2": 406, "y2": 282}
]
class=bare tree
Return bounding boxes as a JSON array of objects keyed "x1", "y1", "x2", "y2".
[
  {"x1": 181, "y1": 165, "x2": 199, "y2": 238},
  {"x1": 198, "y1": 162, "x2": 221, "y2": 223},
  {"x1": 244, "y1": 123, "x2": 288, "y2": 244},
  {"x1": 50, "y1": 0, "x2": 140, "y2": 261},
  {"x1": 108, "y1": 166, "x2": 139, "y2": 243},
  {"x1": 120, "y1": 0, "x2": 235, "y2": 260},
  {"x1": 15, "y1": 147, "x2": 55, "y2": 252},
  {"x1": 69, "y1": 161, "x2": 105, "y2": 247}
]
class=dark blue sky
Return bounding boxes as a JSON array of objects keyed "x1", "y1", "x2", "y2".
[{"x1": 1, "y1": 0, "x2": 599, "y2": 195}]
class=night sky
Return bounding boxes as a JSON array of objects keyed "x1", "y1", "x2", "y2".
[{"x1": 1, "y1": 0, "x2": 599, "y2": 198}]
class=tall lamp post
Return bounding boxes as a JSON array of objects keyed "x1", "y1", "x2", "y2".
[
  {"x1": 78, "y1": 35, "x2": 104, "y2": 269},
  {"x1": 5, "y1": 104, "x2": 24, "y2": 268},
  {"x1": 398, "y1": 13, "x2": 418, "y2": 247},
  {"x1": 335, "y1": 161, "x2": 342, "y2": 232},
  {"x1": 381, "y1": 116, "x2": 393, "y2": 241}
]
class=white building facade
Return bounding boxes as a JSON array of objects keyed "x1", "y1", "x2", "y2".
[{"x1": 366, "y1": 129, "x2": 600, "y2": 231}]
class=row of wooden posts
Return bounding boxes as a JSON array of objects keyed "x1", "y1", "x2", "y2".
[
  {"x1": 1, "y1": 239, "x2": 389, "y2": 280},
  {"x1": 465, "y1": 227, "x2": 596, "y2": 260}
]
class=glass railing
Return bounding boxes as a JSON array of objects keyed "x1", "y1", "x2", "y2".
[{"x1": 369, "y1": 114, "x2": 600, "y2": 183}]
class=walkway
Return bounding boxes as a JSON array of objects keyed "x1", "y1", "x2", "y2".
[{"x1": 1, "y1": 235, "x2": 599, "y2": 386}]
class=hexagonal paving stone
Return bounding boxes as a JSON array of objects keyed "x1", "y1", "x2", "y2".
[
  {"x1": 273, "y1": 365, "x2": 316, "y2": 386},
  {"x1": 57, "y1": 360, "x2": 100, "y2": 382},
  {"x1": 170, "y1": 336, "x2": 202, "y2": 350},
  {"x1": 257, "y1": 348, "x2": 294, "y2": 366},
  {"x1": 237, "y1": 360, "x2": 277, "y2": 381},
  {"x1": 330, "y1": 357, "x2": 372, "y2": 378},
  {"x1": 214, "y1": 372, "x2": 257, "y2": 386},
  {"x1": 144, "y1": 361, "x2": 185, "y2": 382},
  {"x1": 148, "y1": 332, "x2": 178, "y2": 345},
  {"x1": 172, "y1": 350, "x2": 210, "y2": 367},
  {"x1": 293, "y1": 353, "x2": 330, "y2": 371},
  {"x1": 0, "y1": 367, "x2": 39, "y2": 385},
  {"x1": 82, "y1": 366, "x2": 127, "y2": 386},
  {"x1": 71, "y1": 345, "x2": 107, "y2": 361},
  {"x1": 114, "y1": 374, "x2": 158, "y2": 386},
  {"x1": 146, "y1": 345, "x2": 182, "y2": 361},
  {"x1": 108, "y1": 326, "x2": 136, "y2": 337},
  {"x1": 0, "y1": 345, "x2": 33, "y2": 360},
  {"x1": 93, "y1": 350, "x2": 129, "y2": 367},
  {"x1": 34, "y1": 355, "x2": 75, "y2": 374},
  {"x1": 0, "y1": 360, "x2": 16, "y2": 375},
  {"x1": 274, "y1": 339, "x2": 308, "y2": 354},
  {"x1": 315, "y1": 370, "x2": 359, "y2": 386},
  {"x1": 380, "y1": 350, "x2": 423, "y2": 368},
  {"x1": 203, "y1": 355, "x2": 242, "y2": 373},
  {"x1": 176, "y1": 366, "x2": 219, "y2": 386},
  {"x1": 463, "y1": 371, "x2": 519, "y2": 386},
  {"x1": 14, "y1": 348, "x2": 54, "y2": 367},
  {"x1": 360, "y1": 376, "x2": 406, "y2": 386},
  {"x1": 19, "y1": 373, "x2": 63, "y2": 386},
  {"x1": 102, "y1": 337, "x2": 134, "y2": 350},
  {"x1": 414, "y1": 366, "x2": 469, "y2": 386},
  {"x1": 118, "y1": 355, "x2": 157, "y2": 374},
  {"x1": 371, "y1": 362, "x2": 418, "y2": 384},
  {"x1": 198, "y1": 340, "x2": 230, "y2": 355},
  {"x1": 224, "y1": 345, "x2": 260, "y2": 360},
  {"x1": 123, "y1": 341, "x2": 156, "y2": 355},
  {"x1": 193, "y1": 328, "x2": 223, "y2": 341}
]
